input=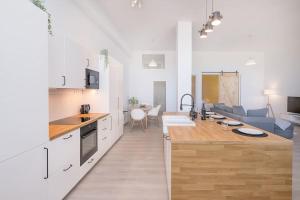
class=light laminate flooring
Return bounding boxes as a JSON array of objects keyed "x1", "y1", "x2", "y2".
[
  {"x1": 66, "y1": 123, "x2": 168, "y2": 200},
  {"x1": 66, "y1": 124, "x2": 300, "y2": 200}
]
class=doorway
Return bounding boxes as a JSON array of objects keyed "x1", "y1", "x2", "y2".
[{"x1": 153, "y1": 81, "x2": 166, "y2": 114}]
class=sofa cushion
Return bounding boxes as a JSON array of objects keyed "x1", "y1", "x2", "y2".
[
  {"x1": 232, "y1": 106, "x2": 246, "y2": 116},
  {"x1": 214, "y1": 103, "x2": 225, "y2": 110},
  {"x1": 223, "y1": 106, "x2": 233, "y2": 113},
  {"x1": 247, "y1": 108, "x2": 268, "y2": 117}
]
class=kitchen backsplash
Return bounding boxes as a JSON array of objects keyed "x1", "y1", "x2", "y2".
[{"x1": 49, "y1": 89, "x2": 108, "y2": 121}]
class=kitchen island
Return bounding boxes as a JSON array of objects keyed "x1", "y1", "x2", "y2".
[{"x1": 163, "y1": 112, "x2": 293, "y2": 200}]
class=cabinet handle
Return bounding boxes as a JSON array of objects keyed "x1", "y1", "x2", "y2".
[
  {"x1": 44, "y1": 147, "x2": 48, "y2": 180},
  {"x1": 102, "y1": 136, "x2": 107, "y2": 141},
  {"x1": 62, "y1": 76, "x2": 66, "y2": 86},
  {"x1": 63, "y1": 135, "x2": 72, "y2": 140},
  {"x1": 102, "y1": 128, "x2": 107, "y2": 131},
  {"x1": 165, "y1": 136, "x2": 171, "y2": 141},
  {"x1": 87, "y1": 58, "x2": 90, "y2": 67},
  {"x1": 63, "y1": 164, "x2": 73, "y2": 172},
  {"x1": 88, "y1": 159, "x2": 94, "y2": 164}
]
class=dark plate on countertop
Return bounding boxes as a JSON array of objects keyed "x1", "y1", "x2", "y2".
[
  {"x1": 232, "y1": 129, "x2": 268, "y2": 137},
  {"x1": 217, "y1": 121, "x2": 244, "y2": 127}
]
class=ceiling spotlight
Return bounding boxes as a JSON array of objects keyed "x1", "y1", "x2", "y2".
[
  {"x1": 199, "y1": 29, "x2": 208, "y2": 39},
  {"x1": 131, "y1": 0, "x2": 142, "y2": 8},
  {"x1": 204, "y1": 22, "x2": 213, "y2": 33},
  {"x1": 211, "y1": 11, "x2": 223, "y2": 26}
]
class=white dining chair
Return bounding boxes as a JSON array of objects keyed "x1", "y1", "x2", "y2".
[
  {"x1": 130, "y1": 108, "x2": 146, "y2": 130},
  {"x1": 147, "y1": 105, "x2": 161, "y2": 126}
]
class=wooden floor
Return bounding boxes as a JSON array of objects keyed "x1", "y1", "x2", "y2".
[
  {"x1": 66, "y1": 124, "x2": 300, "y2": 200},
  {"x1": 66, "y1": 123, "x2": 168, "y2": 200}
]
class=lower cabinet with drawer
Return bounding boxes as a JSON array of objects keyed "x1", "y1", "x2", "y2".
[{"x1": 48, "y1": 129, "x2": 80, "y2": 200}]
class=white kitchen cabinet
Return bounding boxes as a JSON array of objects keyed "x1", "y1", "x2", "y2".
[
  {"x1": 164, "y1": 136, "x2": 171, "y2": 200},
  {"x1": 97, "y1": 115, "x2": 112, "y2": 157},
  {"x1": 48, "y1": 34, "x2": 66, "y2": 88},
  {"x1": 49, "y1": 35, "x2": 100, "y2": 89},
  {"x1": 109, "y1": 57, "x2": 124, "y2": 145},
  {"x1": 86, "y1": 50, "x2": 100, "y2": 70},
  {"x1": 48, "y1": 129, "x2": 80, "y2": 174},
  {"x1": 48, "y1": 129, "x2": 80, "y2": 200},
  {"x1": 65, "y1": 38, "x2": 86, "y2": 89},
  {"x1": 0, "y1": 0, "x2": 48, "y2": 162},
  {"x1": 0, "y1": 145, "x2": 48, "y2": 200}
]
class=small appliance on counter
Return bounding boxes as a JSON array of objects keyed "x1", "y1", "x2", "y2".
[{"x1": 80, "y1": 104, "x2": 91, "y2": 114}]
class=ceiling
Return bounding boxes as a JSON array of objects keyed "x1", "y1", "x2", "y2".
[{"x1": 86, "y1": 0, "x2": 299, "y2": 51}]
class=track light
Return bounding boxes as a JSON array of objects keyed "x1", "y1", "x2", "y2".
[
  {"x1": 199, "y1": 29, "x2": 208, "y2": 39},
  {"x1": 131, "y1": 0, "x2": 142, "y2": 8},
  {"x1": 204, "y1": 22, "x2": 213, "y2": 33},
  {"x1": 211, "y1": 11, "x2": 223, "y2": 26}
]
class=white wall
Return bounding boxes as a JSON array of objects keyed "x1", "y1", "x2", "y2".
[
  {"x1": 193, "y1": 52, "x2": 265, "y2": 111},
  {"x1": 46, "y1": 0, "x2": 130, "y2": 121},
  {"x1": 127, "y1": 51, "x2": 177, "y2": 112}
]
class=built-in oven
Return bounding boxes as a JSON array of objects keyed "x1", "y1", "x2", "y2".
[
  {"x1": 85, "y1": 68, "x2": 99, "y2": 89},
  {"x1": 80, "y1": 121, "x2": 98, "y2": 166}
]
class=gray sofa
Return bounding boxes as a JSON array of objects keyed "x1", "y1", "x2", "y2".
[{"x1": 210, "y1": 103, "x2": 294, "y2": 139}]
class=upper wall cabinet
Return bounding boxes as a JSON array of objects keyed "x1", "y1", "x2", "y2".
[
  {"x1": 49, "y1": 35, "x2": 100, "y2": 89},
  {"x1": 49, "y1": 34, "x2": 66, "y2": 88}
]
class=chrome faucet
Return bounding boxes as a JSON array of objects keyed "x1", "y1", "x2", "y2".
[{"x1": 180, "y1": 94, "x2": 197, "y2": 121}]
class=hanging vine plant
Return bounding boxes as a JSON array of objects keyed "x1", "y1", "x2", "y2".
[{"x1": 32, "y1": 0, "x2": 53, "y2": 36}]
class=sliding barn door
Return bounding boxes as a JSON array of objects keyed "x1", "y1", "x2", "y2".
[
  {"x1": 219, "y1": 73, "x2": 240, "y2": 106},
  {"x1": 202, "y1": 73, "x2": 240, "y2": 106}
]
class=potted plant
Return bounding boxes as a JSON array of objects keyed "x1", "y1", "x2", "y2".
[
  {"x1": 31, "y1": 0, "x2": 53, "y2": 35},
  {"x1": 128, "y1": 97, "x2": 139, "y2": 108}
]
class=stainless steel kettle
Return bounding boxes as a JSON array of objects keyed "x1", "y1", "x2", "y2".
[{"x1": 80, "y1": 104, "x2": 91, "y2": 114}]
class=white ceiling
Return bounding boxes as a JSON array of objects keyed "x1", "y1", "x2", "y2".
[{"x1": 85, "y1": 0, "x2": 300, "y2": 51}]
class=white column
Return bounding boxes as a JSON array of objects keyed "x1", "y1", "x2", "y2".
[{"x1": 177, "y1": 21, "x2": 192, "y2": 111}]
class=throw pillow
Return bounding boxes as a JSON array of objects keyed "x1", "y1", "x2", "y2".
[
  {"x1": 233, "y1": 106, "x2": 246, "y2": 116},
  {"x1": 223, "y1": 106, "x2": 233, "y2": 113},
  {"x1": 247, "y1": 108, "x2": 268, "y2": 117}
]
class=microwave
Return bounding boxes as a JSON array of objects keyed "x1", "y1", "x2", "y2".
[{"x1": 85, "y1": 68, "x2": 99, "y2": 89}]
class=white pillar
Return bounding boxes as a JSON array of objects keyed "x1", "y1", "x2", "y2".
[{"x1": 177, "y1": 21, "x2": 192, "y2": 111}]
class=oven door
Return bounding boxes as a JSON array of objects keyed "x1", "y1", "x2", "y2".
[{"x1": 80, "y1": 128, "x2": 98, "y2": 166}]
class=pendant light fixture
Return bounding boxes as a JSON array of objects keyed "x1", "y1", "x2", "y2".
[
  {"x1": 148, "y1": 59, "x2": 158, "y2": 68},
  {"x1": 199, "y1": 0, "x2": 224, "y2": 38},
  {"x1": 245, "y1": 34, "x2": 257, "y2": 66},
  {"x1": 199, "y1": 28, "x2": 208, "y2": 39},
  {"x1": 204, "y1": 0, "x2": 213, "y2": 33},
  {"x1": 131, "y1": 0, "x2": 142, "y2": 8},
  {"x1": 245, "y1": 58, "x2": 257, "y2": 66},
  {"x1": 210, "y1": 0, "x2": 223, "y2": 26}
]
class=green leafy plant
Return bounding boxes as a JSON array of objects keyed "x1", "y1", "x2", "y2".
[
  {"x1": 129, "y1": 97, "x2": 139, "y2": 105},
  {"x1": 32, "y1": 0, "x2": 53, "y2": 36}
]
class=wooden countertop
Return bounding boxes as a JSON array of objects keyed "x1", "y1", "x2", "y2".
[
  {"x1": 164, "y1": 112, "x2": 292, "y2": 145},
  {"x1": 49, "y1": 113, "x2": 110, "y2": 140}
]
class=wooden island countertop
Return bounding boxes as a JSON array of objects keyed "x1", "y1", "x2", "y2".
[
  {"x1": 164, "y1": 112, "x2": 292, "y2": 145},
  {"x1": 163, "y1": 112, "x2": 293, "y2": 200},
  {"x1": 49, "y1": 113, "x2": 109, "y2": 140}
]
